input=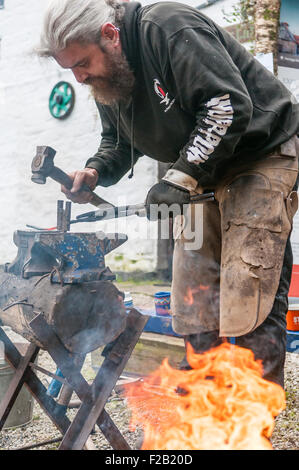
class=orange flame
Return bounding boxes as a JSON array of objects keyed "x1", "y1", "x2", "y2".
[
  {"x1": 125, "y1": 343, "x2": 285, "y2": 450},
  {"x1": 184, "y1": 285, "x2": 210, "y2": 305},
  {"x1": 199, "y1": 284, "x2": 210, "y2": 291},
  {"x1": 184, "y1": 287, "x2": 194, "y2": 305}
]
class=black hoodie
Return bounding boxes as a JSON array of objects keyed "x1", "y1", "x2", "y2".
[{"x1": 85, "y1": 1, "x2": 299, "y2": 188}]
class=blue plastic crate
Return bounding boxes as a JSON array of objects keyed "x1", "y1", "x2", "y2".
[
  {"x1": 286, "y1": 330, "x2": 299, "y2": 354},
  {"x1": 136, "y1": 309, "x2": 181, "y2": 337},
  {"x1": 135, "y1": 307, "x2": 299, "y2": 354}
]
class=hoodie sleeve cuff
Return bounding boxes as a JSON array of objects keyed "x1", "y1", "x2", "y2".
[
  {"x1": 85, "y1": 158, "x2": 105, "y2": 174},
  {"x1": 162, "y1": 169, "x2": 199, "y2": 192},
  {"x1": 171, "y1": 156, "x2": 214, "y2": 187},
  {"x1": 85, "y1": 158, "x2": 113, "y2": 187}
]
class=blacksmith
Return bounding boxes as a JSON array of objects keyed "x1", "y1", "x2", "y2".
[{"x1": 36, "y1": 0, "x2": 299, "y2": 387}]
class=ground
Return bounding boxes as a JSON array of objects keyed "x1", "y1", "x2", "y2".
[{"x1": 0, "y1": 280, "x2": 298, "y2": 451}]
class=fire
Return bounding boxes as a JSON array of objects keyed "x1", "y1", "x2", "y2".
[
  {"x1": 184, "y1": 287, "x2": 194, "y2": 305},
  {"x1": 125, "y1": 343, "x2": 286, "y2": 450},
  {"x1": 184, "y1": 285, "x2": 210, "y2": 305}
]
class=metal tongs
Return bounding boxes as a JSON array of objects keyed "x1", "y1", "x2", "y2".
[
  {"x1": 26, "y1": 192, "x2": 215, "y2": 230},
  {"x1": 75, "y1": 192, "x2": 215, "y2": 223}
]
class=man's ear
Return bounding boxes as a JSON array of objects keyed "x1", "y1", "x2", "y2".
[{"x1": 101, "y1": 22, "x2": 120, "y2": 47}]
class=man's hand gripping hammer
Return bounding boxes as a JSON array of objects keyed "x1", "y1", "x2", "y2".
[{"x1": 31, "y1": 146, "x2": 113, "y2": 208}]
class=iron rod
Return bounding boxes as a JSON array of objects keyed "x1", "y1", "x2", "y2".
[
  {"x1": 15, "y1": 437, "x2": 62, "y2": 451},
  {"x1": 29, "y1": 362, "x2": 68, "y2": 385}
]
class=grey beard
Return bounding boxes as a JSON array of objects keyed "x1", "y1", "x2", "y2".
[{"x1": 85, "y1": 52, "x2": 135, "y2": 105}]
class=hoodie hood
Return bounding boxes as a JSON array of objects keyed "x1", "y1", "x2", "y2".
[
  {"x1": 116, "y1": 2, "x2": 142, "y2": 178},
  {"x1": 119, "y1": 2, "x2": 142, "y2": 74}
]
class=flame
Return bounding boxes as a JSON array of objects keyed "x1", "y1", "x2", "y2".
[
  {"x1": 199, "y1": 284, "x2": 210, "y2": 291},
  {"x1": 184, "y1": 285, "x2": 210, "y2": 305},
  {"x1": 125, "y1": 343, "x2": 285, "y2": 450},
  {"x1": 184, "y1": 287, "x2": 194, "y2": 305}
]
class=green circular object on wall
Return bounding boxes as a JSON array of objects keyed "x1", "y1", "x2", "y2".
[{"x1": 49, "y1": 81, "x2": 75, "y2": 119}]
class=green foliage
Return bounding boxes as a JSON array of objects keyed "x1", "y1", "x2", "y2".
[
  {"x1": 222, "y1": 0, "x2": 256, "y2": 27},
  {"x1": 262, "y1": 7, "x2": 279, "y2": 22}
]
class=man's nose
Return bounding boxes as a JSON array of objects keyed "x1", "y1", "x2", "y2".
[{"x1": 72, "y1": 69, "x2": 89, "y2": 84}]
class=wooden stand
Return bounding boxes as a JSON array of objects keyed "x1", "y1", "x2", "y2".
[{"x1": 0, "y1": 308, "x2": 148, "y2": 450}]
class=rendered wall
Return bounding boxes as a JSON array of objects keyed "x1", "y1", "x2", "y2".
[{"x1": 0, "y1": 0, "x2": 158, "y2": 273}]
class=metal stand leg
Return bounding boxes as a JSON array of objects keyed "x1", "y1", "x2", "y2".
[
  {"x1": 0, "y1": 328, "x2": 71, "y2": 434},
  {"x1": 62, "y1": 308, "x2": 148, "y2": 450},
  {"x1": 29, "y1": 308, "x2": 148, "y2": 450},
  {"x1": 0, "y1": 342, "x2": 39, "y2": 430},
  {"x1": 0, "y1": 308, "x2": 148, "y2": 450}
]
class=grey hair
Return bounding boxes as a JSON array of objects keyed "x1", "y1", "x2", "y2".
[{"x1": 36, "y1": 0, "x2": 125, "y2": 57}]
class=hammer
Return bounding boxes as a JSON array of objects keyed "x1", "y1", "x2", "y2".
[{"x1": 31, "y1": 146, "x2": 114, "y2": 208}]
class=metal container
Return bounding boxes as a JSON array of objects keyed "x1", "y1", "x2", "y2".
[
  {"x1": 0, "y1": 360, "x2": 34, "y2": 429},
  {"x1": 0, "y1": 328, "x2": 35, "y2": 429},
  {"x1": 124, "y1": 291, "x2": 133, "y2": 308}
]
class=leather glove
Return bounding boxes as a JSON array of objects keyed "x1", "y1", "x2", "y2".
[{"x1": 145, "y1": 170, "x2": 198, "y2": 220}]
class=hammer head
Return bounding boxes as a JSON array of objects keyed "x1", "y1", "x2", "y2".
[{"x1": 31, "y1": 146, "x2": 56, "y2": 184}]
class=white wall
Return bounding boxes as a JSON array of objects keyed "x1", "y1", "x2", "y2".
[
  {"x1": 140, "y1": 0, "x2": 238, "y2": 26},
  {"x1": 0, "y1": 0, "x2": 158, "y2": 273},
  {"x1": 0, "y1": 0, "x2": 238, "y2": 273}
]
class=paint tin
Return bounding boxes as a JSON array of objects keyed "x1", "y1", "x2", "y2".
[
  {"x1": 154, "y1": 291, "x2": 171, "y2": 316},
  {"x1": 124, "y1": 292, "x2": 133, "y2": 308}
]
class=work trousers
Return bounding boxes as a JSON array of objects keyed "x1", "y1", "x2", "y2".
[{"x1": 171, "y1": 136, "x2": 299, "y2": 386}]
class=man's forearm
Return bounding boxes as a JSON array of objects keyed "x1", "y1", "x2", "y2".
[{"x1": 86, "y1": 145, "x2": 142, "y2": 187}]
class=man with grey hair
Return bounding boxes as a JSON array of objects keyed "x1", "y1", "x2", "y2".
[{"x1": 37, "y1": 0, "x2": 299, "y2": 387}]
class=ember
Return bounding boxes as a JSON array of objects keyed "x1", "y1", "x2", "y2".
[{"x1": 125, "y1": 342, "x2": 286, "y2": 450}]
